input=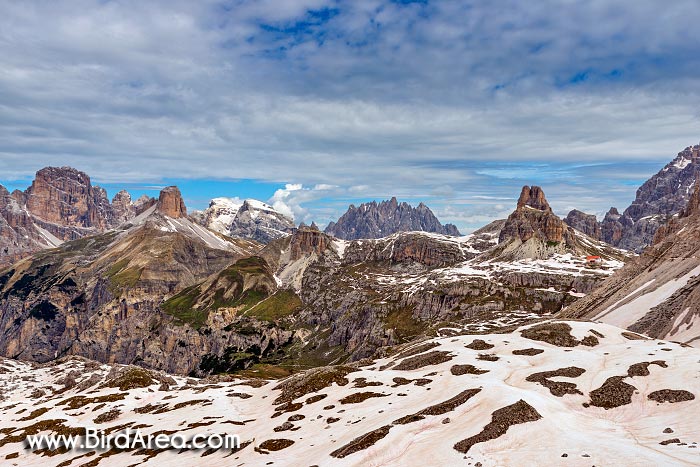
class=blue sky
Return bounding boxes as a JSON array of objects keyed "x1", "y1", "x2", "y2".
[{"x1": 1, "y1": 1, "x2": 699, "y2": 231}]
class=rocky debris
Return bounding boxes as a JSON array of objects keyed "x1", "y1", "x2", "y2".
[
  {"x1": 588, "y1": 376, "x2": 637, "y2": 409},
  {"x1": 453, "y1": 400, "x2": 542, "y2": 453},
  {"x1": 156, "y1": 186, "x2": 187, "y2": 218},
  {"x1": 393, "y1": 351, "x2": 453, "y2": 371},
  {"x1": 525, "y1": 366, "x2": 585, "y2": 396},
  {"x1": 647, "y1": 389, "x2": 695, "y2": 403},
  {"x1": 564, "y1": 209, "x2": 601, "y2": 240},
  {"x1": 325, "y1": 197, "x2": 460, "y2": 240}
]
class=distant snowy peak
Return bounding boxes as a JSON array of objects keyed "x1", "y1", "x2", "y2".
[
  {"x1": 199, "y1": 197, "x2": 294, "y2": 243},
  {"x1": 201, "y1": 197, "x2": 243, "y2": 234}
]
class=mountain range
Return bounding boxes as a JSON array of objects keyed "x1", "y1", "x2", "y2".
[
  {"x1": 1, "y1": 143, "x2": 700, "y2": 466},
  {"x1": 324, "y1": 197, "x2": 460, "y2": 239}
]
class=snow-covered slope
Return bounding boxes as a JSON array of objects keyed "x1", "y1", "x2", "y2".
[
  {"x1": 564, "y1": 183, "x2": 700, "y2": 347},
  {"x1": 1, "y1": 320, "x2": 698, "y2": 466},
  {"x1": 199, "y1": 198, "x2": 294, "y2": 243}
]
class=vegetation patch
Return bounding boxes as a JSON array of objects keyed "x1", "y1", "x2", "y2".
[
  {"x1": 393, "y1": 388, "x2": 481, "y2": 425},
  {"x1": 627, "y1": 361, "x2": 667, "y2": 378},
  {"x1": 93, "y1": 409, "x2": 121, "y2": 424},
  {"x1": 477, "y1": 353, "x2": 499, "y2": 362},
  {"x1": 526, "y1": 367, "x2": 586, "y2": 397},
  {"x1": 648, "y1": 390, "x2": 695, "y2": 403},
  {"x1": 58, "y1": 393, "x2": 126, "y2": 410},
  {"x1": 17, "y1": 407, "x2": 49, "y2": 421},
  {"x1": 520, "y1": 322, "x2": 580, "y2": 347},
  {"x1": 330, "y1": 425, "x2": 392, "y2": 459},
  {"x1": 245, "y1": 290, "x2": 302, "y2": 322},
  {"x1": 621, "y1": 331, "x2": 648, "y2": 340},
  {"x1": 393, "y1": 350, "x2": 453, "y2": 371},
  {"x1": 353, "y1": 377, "x2": 383, "y2": 388},
  {"x1": 393, "y1": 341, "x2": 441, "y2": 360},
  {"x1": 451, "y1": 364, "x2": 489, "y2": 376},
  {"x1": 453, "y1": 400, "x2": 542, "y2": 453},
  {"x1": 103, "y1": 367, "x2": 154, "y2": 390},
  {"x1": 273, "y1": 365, "x2": 358, "y2": 405},
  {"x1": 339, "y1": 391, "x2": 387, "y2": 404},
  {"x1": 512, "y1": 348, "x2": 544, "y2": 356},
  {"x1": 199, "y1": 348, "x2": 258, "y2": 374},
  {"x1": 465, "y1": 339, "x2": 494, "y2": 350},
  {"x1": 257, "y1": 438, "x2": 294, "y2": 452},
  {"x1": 0, "y1": 419, "x2": 86, "y2": 448},
  {"x1": 382, "y1": 307, "x2": 424, "y2": 342},
  {"x1": 588, "y1": 377, "x2": 636, "y2": 409}
]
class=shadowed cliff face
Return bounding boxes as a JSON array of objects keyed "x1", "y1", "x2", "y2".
[{"x1": 564, "y1": 209, "x2": 602, "y2": 240}]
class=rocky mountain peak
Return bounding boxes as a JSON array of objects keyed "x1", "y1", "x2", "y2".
[
  {"x1": 156, "y1": 186, "x2": 187, "y2": 218},
  {"x1": 516, "y1": 185, "x2": 551, "y2": 212},
  {"x1": 324, "y1": 198, "x2": 460, "y2": 240},
  {"x1": 564, "y1": 209, "x2": 601, "y2": 240},
  {"x1": 25, "y1": 166, "x2": 109, "y2": 230},
  {"x1": 497, "y1": 185, "x2": 574, "y2": 258},
  {"x1": 596, "y1": 143, "x2": 700, "y2": 251}
]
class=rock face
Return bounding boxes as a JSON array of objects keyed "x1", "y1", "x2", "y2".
[
  {"x1": 597, "y1": 144, "x2": 700, "y2": 252},
  {"x1": 325, "y1": 197, "x2": 460, "y2": 240},
  {"x1": 0, "y1": 167, "x2": 154, "y2": 267},
  {"x1": 25, "y1": 166, "x2": 110, "y2": 231},
  {"x1": 197, "y1": 198, "x2": 294, "y2": 243},
  {"x1": 0, "y1": 202, "x2": 264, "y2": 375},
  {"x1": 563, "y1": 178, "x2": 700, "y2": 346},
  {"x1": 564, "y1": 209, "x2": 601, "y2": 240},
  {"x1": 500, "y1": 186, "x2": 565, "y2": 244},
  {"x1": 494, "y1": 186, "x2": 577, "y2": 260},
  {"x1": 156, "y1": 186, "x2": 187, "y2": 218}
]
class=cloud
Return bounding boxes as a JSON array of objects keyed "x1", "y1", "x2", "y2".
[
  {"x1": 0, "y1": 1, "x2": 699, "y2": 231},
  {"x1": 270, "y1": 183, "x2": 337, "y2": 222}
]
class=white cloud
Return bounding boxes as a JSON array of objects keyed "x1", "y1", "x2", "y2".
[{"x1": 0, "y1": 1, "x2": 699, "y2": 231}]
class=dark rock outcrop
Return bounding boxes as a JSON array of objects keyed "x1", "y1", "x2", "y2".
[
  {"x1": 325, "y1": 197, "x2": 460, "y2": 240},
  {"x1": 598, "y1": 144, "x2": 700, "y2": 252},
  {"x1": 564, "y1": 210, "x2": 601, "y2": 240}
]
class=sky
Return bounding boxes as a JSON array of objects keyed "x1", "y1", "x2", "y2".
[{"x1": 1, "y1": 0, "x2": 699, "y2": 232}]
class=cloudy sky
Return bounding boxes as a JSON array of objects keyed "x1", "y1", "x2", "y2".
[{"x1": 1, "y1": 0, "x2": 699, "y2": 231}]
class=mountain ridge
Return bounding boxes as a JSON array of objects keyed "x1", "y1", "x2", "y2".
[{"x1": 325, "y1": 197, "x2": 460, "y2": 240}]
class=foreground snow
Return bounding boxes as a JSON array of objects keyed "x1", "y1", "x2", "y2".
[{"x1": 0, "y1": 320, "x2": 698, "y2": 466}]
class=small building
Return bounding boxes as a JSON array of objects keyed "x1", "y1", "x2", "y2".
[{"x1": 586, "y1": 255, "x2": 603, "y2": 265}]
